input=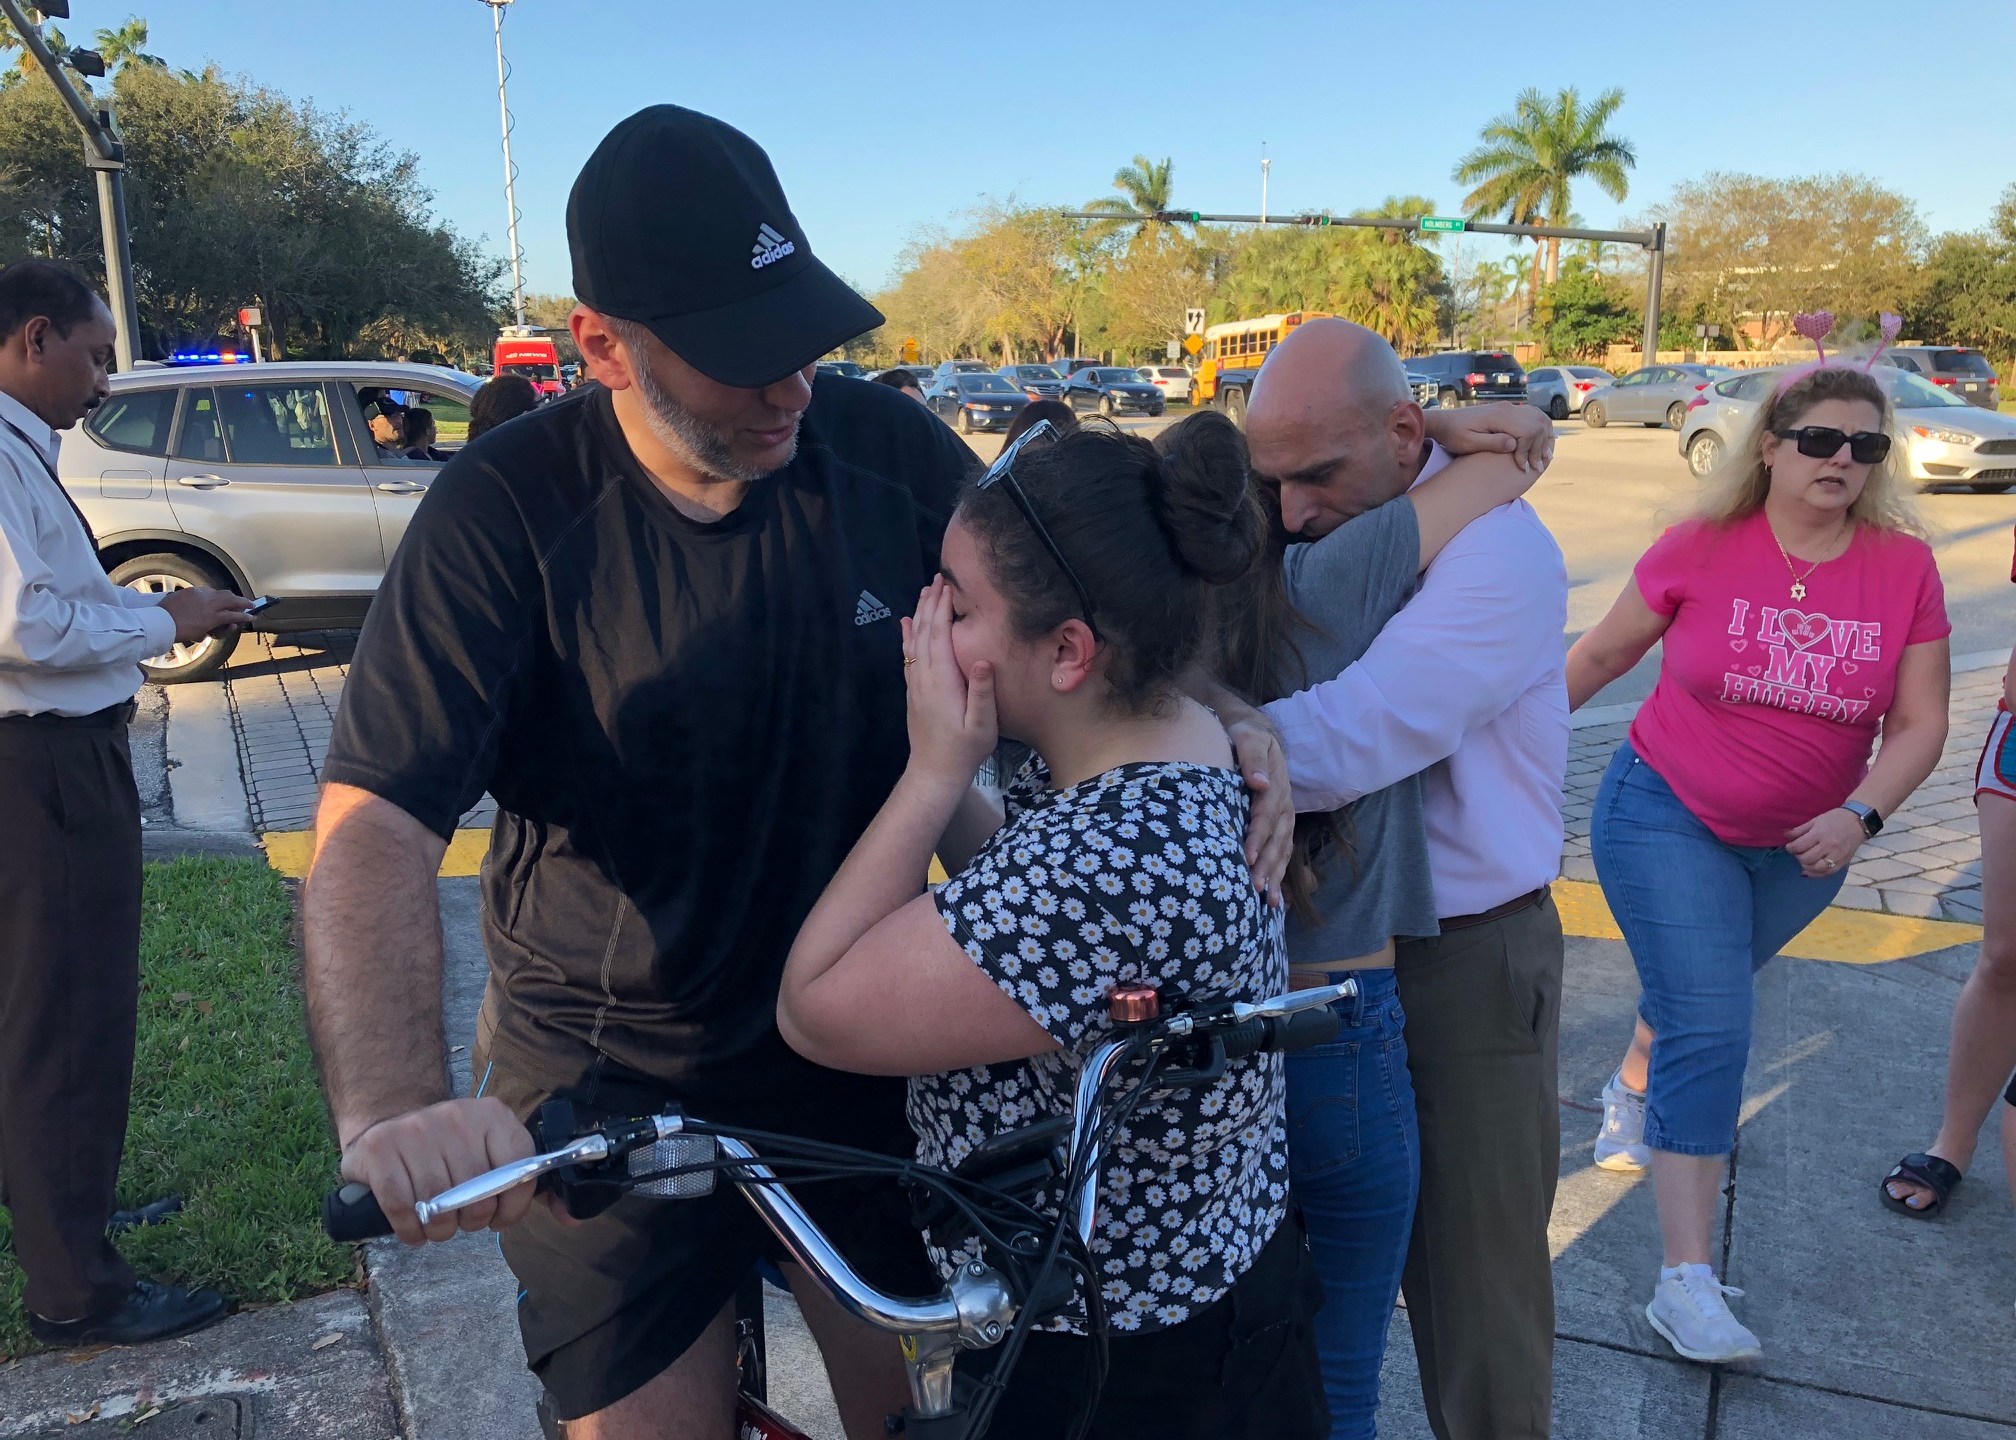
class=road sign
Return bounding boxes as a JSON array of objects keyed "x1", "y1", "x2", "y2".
[
  {"x1": 238, "y1": 305, "x2": 262, "y2": 327},
  {"x1": 1166, "y1": 340, "x2": 1180, "y2": 360},
  {"x1": 1183, "y1": 333, "x2": 1203, "y2": 357},
  {"x1": 1183, "y1": 307, "x2": 1206, "y2": 335},
  {"x1": 1418, "y1": 216, "x2": 1467, "y2": 234},
  {"x1": 900, "y1": 336, "x2": 919, "y2": 364}
]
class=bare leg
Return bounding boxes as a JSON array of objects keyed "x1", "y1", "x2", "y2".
[
  {"x1": 784, "y1": 1262, "x2": 913, "y2": 1440},
  {"x1": 1888, "y1": 796, "x2": 2016, "y2": 1209},
  {"x1": 1619, "y1": 1017, "x2": 1655, "y2": 1093},
  {"x1": 1652, "y1": 1150, "x2": 1726, "y2": 1268},
  {"x1": 561, "y1": 1299, "x2": 737, "y2": 1438}
]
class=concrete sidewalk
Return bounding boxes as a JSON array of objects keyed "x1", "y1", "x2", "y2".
[{"x1": 7, "y1": 638, "x2": 2003, "y2": 1438}]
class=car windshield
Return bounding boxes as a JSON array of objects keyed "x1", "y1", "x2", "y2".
[
  {"x1": 1887, "y1": 370, "x2": 1971, "y2": 410},
  {"x1": 1928, "y1": 350, "x2": 1996, "y2": 377},
  {"x1": 960, "y1": 375, "x2": 1018, "y2": 394},
  {"x1": 1015, "y1": 366, "x2": 1061, "y2": 381},
  {"x1": 1090, "y1": 369, "x2": 1139, "y2": 383},
  {"x1": 1568, "y1": 367, "x2": 1613, "y2": 380},
  {"x1": 501, "y1": 363, "x2": 556, "y2": 380}
]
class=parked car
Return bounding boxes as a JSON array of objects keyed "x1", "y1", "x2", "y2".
[
  {"x1": 815, "y1": 359, "x2": 866, "y2": 379},
  {"x1": 929, "y1": 360, "x2": 995, "y2": 387},
  {"x1": 1054, "y1": 357, "x2": 1102, "y2": 377},
  {"x1": 1882, "y1": 346, "x2": 2001, "y2": 409},
  {"x1": 925, "y1": 372, "x2": 1033, "y2": 434},
  {"x1": 1582, "y1": 363, "x2": 1734, "y2": 430},
  {"x1": 1677, "y1": 365, "x2": 2016, "y2": 492},
  {"x1": 1403, "y1": 351, "x2": 1527, "y2": 407},
  {"x1": 1000, "y1": 363, "x2": 1066, "y2": 400},
  {"x1": 1061, "y1": 367, "x2": 1165, "y2": 418},
  {"x1": 1138, "y1": 366, "x2": 1194, "y2": 404},
  {"x1": 57, "y1": 360, "x2": 482, "y2": 682},
  {"x1": 1525, "y1": 365, "x2": 1615, "y2": 419}
]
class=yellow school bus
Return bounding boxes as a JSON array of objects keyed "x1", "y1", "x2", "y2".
[{"x1": 1195, "y1": 311, "x2": 1332, "y2": 408}]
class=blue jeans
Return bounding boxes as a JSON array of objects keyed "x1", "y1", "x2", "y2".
[
  {"x1": 1591, "y1": 742, "x2": 1846, "y2": 1156},
  {"x1": 1286, "y1": 966, "x2": 1419, "y2": 1440}
]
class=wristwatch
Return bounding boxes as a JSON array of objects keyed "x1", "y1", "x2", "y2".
[{"x1": 1839, "y1": 800, "x2": 1883, "y2": 837}]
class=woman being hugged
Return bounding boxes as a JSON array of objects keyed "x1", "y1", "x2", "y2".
[
  {"x1": 1568, "y1": 353, "x2": 1950, "y2": 1364},
  {"x1": 778, "y1": 416, "x2": 1326, "y2": 1437}
]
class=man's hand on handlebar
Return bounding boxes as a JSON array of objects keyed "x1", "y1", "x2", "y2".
[{"x1": 340, "y1": 1096, "x2": 537, "y2": 1245}]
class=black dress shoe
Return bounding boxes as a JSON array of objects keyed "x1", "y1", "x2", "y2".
[
  {"x1": 107, "y1": 1194, "x2": 184, "y2": 1235},
  {"x1": 28, "y1": 1279, "x2": 227, "y2": 1347}
]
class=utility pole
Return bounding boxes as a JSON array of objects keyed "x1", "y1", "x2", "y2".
[
  {"x1": 0, "y1": 0, "x2": 138, "y2": 370},
  {"x1": 479, "y1": 0, "x2": 526, "y2": 328},
  {"x1": 1066, "y1": 207, "x2": 1669, "y2": 362},
  {"x1": 1259, "y1": 143, "x2": 1270, "y2": 227}
]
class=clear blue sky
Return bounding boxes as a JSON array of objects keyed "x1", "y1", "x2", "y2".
[{"x1": 130, "y1": 2, "x2": 2016, "y2": 300}]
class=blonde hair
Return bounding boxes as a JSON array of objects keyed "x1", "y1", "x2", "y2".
[{"x1": 1690, "y1": 366, "x2": 1925, "y2": 538}]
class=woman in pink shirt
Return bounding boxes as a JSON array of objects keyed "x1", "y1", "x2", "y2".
[{"x1": 1567, "y1": 364, "x2": 1950, "y2": 1364}]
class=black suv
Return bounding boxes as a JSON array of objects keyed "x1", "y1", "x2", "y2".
[
  {"x1": 1404, "y1": 351, "x2": 1527, "y2": 407},
  {"x1": 1883, "y1": 347, "x2": 2001, "y2": 409}
]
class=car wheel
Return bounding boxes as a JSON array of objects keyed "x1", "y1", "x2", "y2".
[
  {"x1": 1222, "y1": 389, "x2": 1247, "y2": 428},
  {"x1": 1686, "y1": 430, "x2": 1723, "y2": 477},
  {"x1": 1438, "y1": 387, "x2": 1459, "y2": 410},
  {"x1": 1584, "y1": 401, "x2": 1607, "y2": 429},
  {"x1": 1665, "y1": 402, "x2": 1688, "y2": 430},
  {"x1": 110, "y1": 552, "x2": 242, "y2": 685},
  {"x1": 1548, "y1": 396, "x2": 1569, "y2": 421},
  {"x1": 954, "y1": 408, "x2": 972, "y2": 434}
]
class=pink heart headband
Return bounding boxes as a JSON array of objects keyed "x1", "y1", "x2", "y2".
[{"x1": 1776, "y1": 311, "x2": 1903, "y2": 392}]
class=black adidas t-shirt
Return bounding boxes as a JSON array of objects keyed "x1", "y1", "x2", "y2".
[{"x1": 323, "y1": 377, "x2": 977, "y2": 1125}]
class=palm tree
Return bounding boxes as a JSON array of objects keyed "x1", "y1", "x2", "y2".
[
  {"x1": 95, "y1": 17, "x2": 164, "y2": 71},
  {"x1": 1453, "y1": 86, "x2": 1636, "y2": 318},
  {"x1": 0, "y1": 8, "x2": 64, "y2": 74},
  {"x1": 1082, "y1": 155, "x2": 1179, "y2": 248}
]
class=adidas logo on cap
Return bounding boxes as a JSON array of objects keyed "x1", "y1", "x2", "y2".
[
  {"x1": 853, "y1": 590, "x2": 892, "y2": 626},
  {"x1": 751, "y1": 223, "x2": 797, "y2": 270}
]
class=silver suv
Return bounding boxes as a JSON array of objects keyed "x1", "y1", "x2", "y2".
[{"x1": 59, "y1": 361, "x2": 481, "y2": 682}]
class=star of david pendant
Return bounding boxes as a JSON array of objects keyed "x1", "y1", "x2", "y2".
[{"x1": 1790, "y1": 581, "x2": 1807, "y2": 601}]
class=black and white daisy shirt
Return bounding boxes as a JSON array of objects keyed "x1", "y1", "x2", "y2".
[{"x1": 909, "y1": 757, "x2": 1290, "y2": 1336}]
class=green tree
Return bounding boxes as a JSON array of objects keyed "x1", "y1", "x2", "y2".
[
  {"x1": 1904, "y1": 184, "x2": 2016, "y2": 364},
  {"x1": 1454, "y1": 86, "x2": 1636, "y2": 315},
  {"x1": 1082, "y1": 155, "x2": 1179, "y2": 247},
  {"x1": 93, "y1": 16, "x2": 162, "y2": 71},
  {"x1": 1539, "y1": 260, "x2": 1635, "y2": 359}
]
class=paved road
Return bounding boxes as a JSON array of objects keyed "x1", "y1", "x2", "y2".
[{"x1": 964, "y1": 411, "x2": 2016, "y2": 706}]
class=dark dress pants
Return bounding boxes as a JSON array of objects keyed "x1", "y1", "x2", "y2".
[{"x1": 0, "y1": 714, "x2": 142, "y2": 1320}]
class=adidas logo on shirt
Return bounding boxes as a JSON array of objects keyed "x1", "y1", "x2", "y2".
[
  {"x1": 854, "y1": 590, "x2": 893, "y2": 626},
  {"x1": 750, "y1": 223, "x2": 797, "y2": 270}
]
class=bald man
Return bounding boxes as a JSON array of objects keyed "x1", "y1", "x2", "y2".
[{"x1": 1247, "y1": 322, "x2": 1570, "y2": 1440}]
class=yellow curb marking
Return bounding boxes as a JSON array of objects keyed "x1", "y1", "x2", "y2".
[
  {"x1": 1550, "y1": 878, "x2": 1980, "y2": 963},
  {"x1": 260, "y1": 833, "x2": 1979, "y2": 963}
]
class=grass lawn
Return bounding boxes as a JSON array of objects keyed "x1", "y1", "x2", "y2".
[{"x1": 0, "y1": 857, "x2": 350, "y2": 1358}]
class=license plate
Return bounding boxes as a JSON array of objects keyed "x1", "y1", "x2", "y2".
[
  {"x1": 1493, "y1": 373, "x2": 1510, "y2": 384},
  {"x1": 1964, "y1": 382, "x2": 1980, "y2": 391}
]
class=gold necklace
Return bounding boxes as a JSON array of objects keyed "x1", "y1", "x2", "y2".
[{"x1": 1766, "y1": 517, "x2": 1849, "y2": 601}]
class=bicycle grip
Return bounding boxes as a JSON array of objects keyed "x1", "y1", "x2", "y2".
[
  {"x1": 1269, "y1": 1004, "x2": 1342, "y2": 1055},
  {"x1": 323, "y1": 1182, "x2": 395, "y2": 1242}
]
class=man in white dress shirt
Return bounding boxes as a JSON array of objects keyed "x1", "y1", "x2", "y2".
[
  {"x1": 0, "y1": 260, "x2": 249, "y2": 1347},
  {"x1": 1247, "y1": 320, "x2": 1570, "y2": 1440}
]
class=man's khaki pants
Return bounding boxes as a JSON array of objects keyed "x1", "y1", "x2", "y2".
[{"x1": 1395, "y1": 892, "x2": 1564, "y2": 1440}]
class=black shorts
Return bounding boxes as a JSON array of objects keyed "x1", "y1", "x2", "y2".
[
  {"x1": 962, "y1": 1209, "x2": 1329, "y2": 1438},
  {"x1": 474, "y1": 1042, "x2": 936, "y2": 1421}
]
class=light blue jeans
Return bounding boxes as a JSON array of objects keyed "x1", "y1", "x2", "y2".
[
  {"x1": 1591, "y1": 742, "x2": 1846, "y2": 1156},
  {"x1": 1286, "y1": 966, "x2": 1419, "y2": 1439}
]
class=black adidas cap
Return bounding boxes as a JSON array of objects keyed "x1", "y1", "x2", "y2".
[{"x1": 567, "y1": 105, "x2": 883, "y2": 389}]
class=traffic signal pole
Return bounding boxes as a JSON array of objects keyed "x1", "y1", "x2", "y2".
[
  {"x1": 1067, "y1": 210, "x2": 1669, "y2": 363},
  {"x1": 0, "y1": 0, "x2": 139, "y2": 370}
]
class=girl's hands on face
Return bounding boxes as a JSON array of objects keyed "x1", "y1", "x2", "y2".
[{"x1": 902, "y1": 576, "x2": 998, "y2": 786}]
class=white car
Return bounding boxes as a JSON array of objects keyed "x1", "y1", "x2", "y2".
[
  {"x1": 1138, "y1": 366, "x2": 1194, "y2": 405},
  {"x1": 1678, "y1": 365, "x2": 2016, "y2": 491}
]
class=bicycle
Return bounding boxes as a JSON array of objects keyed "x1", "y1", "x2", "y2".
[{"x1": 324, "y1": 977, "x2": 1355, "y2": 1439}]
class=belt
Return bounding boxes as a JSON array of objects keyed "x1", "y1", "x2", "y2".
[
  {"x1": 0, "y1": 699, "x2": 137, "y2": 729},
  {"x1": 1438, "y1": 886, "x2": 1547, "y2": 933}
]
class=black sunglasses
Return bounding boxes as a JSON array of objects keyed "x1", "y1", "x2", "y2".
[
  {"x1": 1774, "y1": 425, "x2": 1892, "y2": 465},
  {"x1": 975, "y1": 419, "x2": 1100, "y2": 639}
]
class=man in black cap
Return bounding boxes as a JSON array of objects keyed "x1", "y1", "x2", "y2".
[{"x1": 302, "y1": 106, "x2": 976, "y2": 1435}]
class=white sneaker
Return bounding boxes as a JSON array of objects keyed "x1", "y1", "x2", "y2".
[
  {"x1": 1646, "y1": 1266, "x2": 1762, "y2": 1363},
  {"x1": 1594, "y1": 1070, "x2": 1649, "y2": 1172}
]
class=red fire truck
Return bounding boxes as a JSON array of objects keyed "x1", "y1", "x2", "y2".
[{"x1": 493, "y1": 326, "x2": 563, "y2": 397}]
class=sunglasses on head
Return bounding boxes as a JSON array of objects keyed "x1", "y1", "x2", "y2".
[
  {"x1": 1774, "y1": 425, "x2": 1892, "y2": 465},
  {"x1": 975, "y1": 419, "x2": 1101, "y2": 639}
]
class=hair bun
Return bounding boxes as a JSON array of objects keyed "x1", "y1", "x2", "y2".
[{"x1": 1150, "y1": 411, "x2": 1263, "y2": 584}]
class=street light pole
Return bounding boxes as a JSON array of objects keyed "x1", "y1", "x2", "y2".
[
  {"x1": 0, "y1": 0, "x2": 139, "y2": 370},
  {"x1": 1259, "y1": 144, "x2": 1270, "y2": 226},
  {"x1": 479, "y1": 0, "x2": 526, "y2": 328}
]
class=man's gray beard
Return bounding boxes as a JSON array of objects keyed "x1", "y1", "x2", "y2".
[{"x1": 630, "y1": 352, "x2": 794, "y2": 484}]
